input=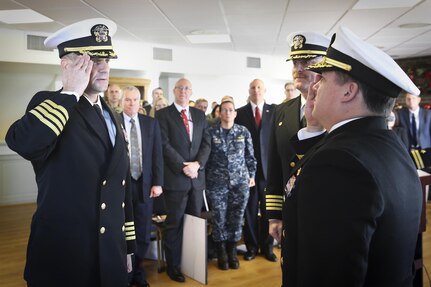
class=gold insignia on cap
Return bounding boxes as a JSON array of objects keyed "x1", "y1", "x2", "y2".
[
  {"x1": 91, "y1": 24, "x2": 109, "y2": 43},
  {"x1": 292, "y1": 34, "x2": 305, "y2": 50},
  {"x1": 278, "y1": 121, "x2": 283, "y2": 126}
]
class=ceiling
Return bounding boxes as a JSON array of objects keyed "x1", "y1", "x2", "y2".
[{"x1": 1, "y1": 0, "x2": 431, "y2": 60}]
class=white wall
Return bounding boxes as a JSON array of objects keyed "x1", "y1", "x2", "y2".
[
  {"x1": 0, "y1": 26, "x2": 295, "y2": 204},
  {"x1": 0, "y1": 27, "x2": 293, "y2": 107},
  {"x1": 0, "y1": 143, "x2": 37, "y2": 205}
]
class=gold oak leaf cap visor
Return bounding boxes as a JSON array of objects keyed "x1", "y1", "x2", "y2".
[
  {"x1": 44, "y1": 18, "x2": 118, "y2": 59},
  {"x1": 307, "y1": 26, "x2": 420, "y2": 98}
]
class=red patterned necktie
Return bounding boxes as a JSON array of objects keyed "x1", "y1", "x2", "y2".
[
  {"x1": 181, "y1": 109, "x2": 190, "y2": 135},
  {"x1": 255, "y1": 106, "x2": 261, "y2": 128}
]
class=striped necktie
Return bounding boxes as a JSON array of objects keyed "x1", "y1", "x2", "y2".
[
  {"x1": 181, "y1": 109, "x2": 190, "y2": 135},
  {"x1": 130, "y1": 118, "x2": 142, "y2": 180}
]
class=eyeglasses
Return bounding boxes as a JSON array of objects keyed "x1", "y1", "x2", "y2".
[{"x1": 175, "y1": 86, "x2": 192, "y2": 92}]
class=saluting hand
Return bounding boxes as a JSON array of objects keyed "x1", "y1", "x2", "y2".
[
  {"x1": 304, "y1": 74, "x2": 324, "y2": 132},
  {"x1": 61, "y1": 54, "x2": 93, "y2": 96}
]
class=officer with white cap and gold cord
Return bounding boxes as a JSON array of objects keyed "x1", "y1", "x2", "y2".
[
  {"x1": 280, "y1": 26, "x2": 422, "y2": 287},
  {"x1": 6, "y1": 18, "x2": 136, "y2": 287}
]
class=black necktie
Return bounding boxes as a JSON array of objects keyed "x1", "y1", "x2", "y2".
[
  {"x1": 300, "y1": 104, "x2": 307, "y2": 128},
  {"x1": 94, "y1": 104, "x2": 107, "y2": 128},
  {"x1": 411, "y1": 113, "x2": 418, "y2": 148}
]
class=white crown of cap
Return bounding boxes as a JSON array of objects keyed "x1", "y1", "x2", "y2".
[
  {"x1": 333, "y1": 26, "x2": 420, "y2": 96},
  {"x1": 287, "y1": 31, "x2": 330, "y2": 47},
  {"x1": 44, "y1": 18, "x2": 117, "y2": 49}
]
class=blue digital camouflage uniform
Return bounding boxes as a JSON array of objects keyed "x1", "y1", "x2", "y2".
[{"x1": 206, "y1": 123, "x2": 256, "y2": 242}]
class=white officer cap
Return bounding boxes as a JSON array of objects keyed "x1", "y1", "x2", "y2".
[
  {"x1": 307, "y1": 26, "x2": 420, "y2": 97},
  {"x1": 44, "y1": 18, "x2": 118, "y2": 59},
  {"x1": 286, "y1": 31, "x2": 331, "y2": 61}
]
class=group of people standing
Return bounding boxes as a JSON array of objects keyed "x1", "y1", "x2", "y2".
[{"x1": 5, "y1": 16, "x2": 426, "y2": 287}]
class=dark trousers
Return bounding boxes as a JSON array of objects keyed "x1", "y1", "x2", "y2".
[
  {"x1": 243, "y1": 176, "x2": 273, "y2": 253},
  {"x1": 130, "y1": 178, "x2": 153, "y2": 284},
  {"x1": 163, "y1": 187, "x2": 203, "y2": 269}
]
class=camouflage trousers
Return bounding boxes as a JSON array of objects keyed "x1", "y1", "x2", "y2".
[{"x1": 206, "y1": 183, "x2": 249, "y2": 242}]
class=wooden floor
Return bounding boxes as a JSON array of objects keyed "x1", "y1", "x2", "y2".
[
  {"x1": 1, "y1": 203, "x2": 430, "y2": 287},
  {"x1": 0, "y1": 203, "x2": 281, "y2": 287}
]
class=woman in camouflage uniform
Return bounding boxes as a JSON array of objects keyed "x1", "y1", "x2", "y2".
[{"x1": 206, "y1": 100, "x2": 256, "y2": 270}]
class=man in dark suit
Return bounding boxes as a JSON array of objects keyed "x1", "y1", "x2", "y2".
[
  {"x1": 6, "y1": 19, "x2": 136, "y2": 287},
  {"x1": 121, "y1": 86, "x2": 163, "y2": 287},
  {"x1": 398, "y1": 92, "x2": 431, "y2": 149},
  {"x1": 266, "y1": 32, "x2": 330, "y2": 245},
  {"x1": 234, "y1": 79, "x2": 276, "y2": 262},
  {"x1": 155, "y1": 78, "x2": 211, "y2": 283},
  {"x1": 282, "y1": 26, "x2": 422, "y2": 286}
]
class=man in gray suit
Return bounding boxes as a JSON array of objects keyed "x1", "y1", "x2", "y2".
[
  {"x1": 155, "y1": 78, "x2": 211, "y2": 283},
  {"x1": 121, "y1": 86, "x2": 164, "y2": 287}
]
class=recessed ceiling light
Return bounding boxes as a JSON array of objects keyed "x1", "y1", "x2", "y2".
[
  {"x1": 353, "y1": 0, "x2": 420, "y2": 9},
  {"x1": 186, "y1": 33, "x2": 231, "y2": 44},
  {"x1": 0, "y1": 9, "x2": 53, "y2": 24},
  {"x1": 399, "y1": 23, "x2": 431, "y2": 28}
]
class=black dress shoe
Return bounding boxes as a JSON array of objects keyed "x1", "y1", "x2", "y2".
[
  {"x1": 167, "y1": 268, "x2": 185, "y2": 283},
  {"x1": 264, "y1": 252, "x2": 278, "y2": 262},
  {"x1": 243, "y1": 249, "x2": 256, "y2": 261}
]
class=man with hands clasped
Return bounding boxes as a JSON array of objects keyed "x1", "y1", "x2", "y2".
[{"x1": 155, "y1": 78, "x2": 211, "y2": 283}]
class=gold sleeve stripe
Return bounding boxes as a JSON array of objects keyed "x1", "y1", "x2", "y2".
[
  {"x1": 125, "y1": 221, "x2": 135, "y2": 226},
  {"x1": 266, "y1": 199, "x2": 283, "y2": 204},
  {"x1": 411, "y1": 149, "x2": 425, "y2": 169},
  {"x1": 33, "y1": 106, "x2": 63, "y2": 132},
  {"x1": 266, "y1": 197, "x2": 283, "y2": 201},
  {"x1": 45, "y1": 100, "x2": 69, "y2": 121},
  {"x1": 267, "y1": 201, "x2": 283, "y2": 206},
  {"x1": 416, "y1": 149, "x2": 425, "y2": 169},
  {"x1": 125, "y1": 231, "x2": 135, "y2": 236},
  {"x1": 125, "y1": 226, "x2": 135, "y2": 231},
  {"x1": 41, "y1": 101, "x2": 68, "y2": 125},
  {"x1": 267, "y1": 207, "x2": 282, "y2": 211},
  {"x1": 29, "y1": 110, "x2": 61, "y2": 136},
  {"x1": 126, "y1": 235, "x2": 136, "y2": 240},
  {"x1": 266, "y1": 195, "x2": 283, "y2": 199}
]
